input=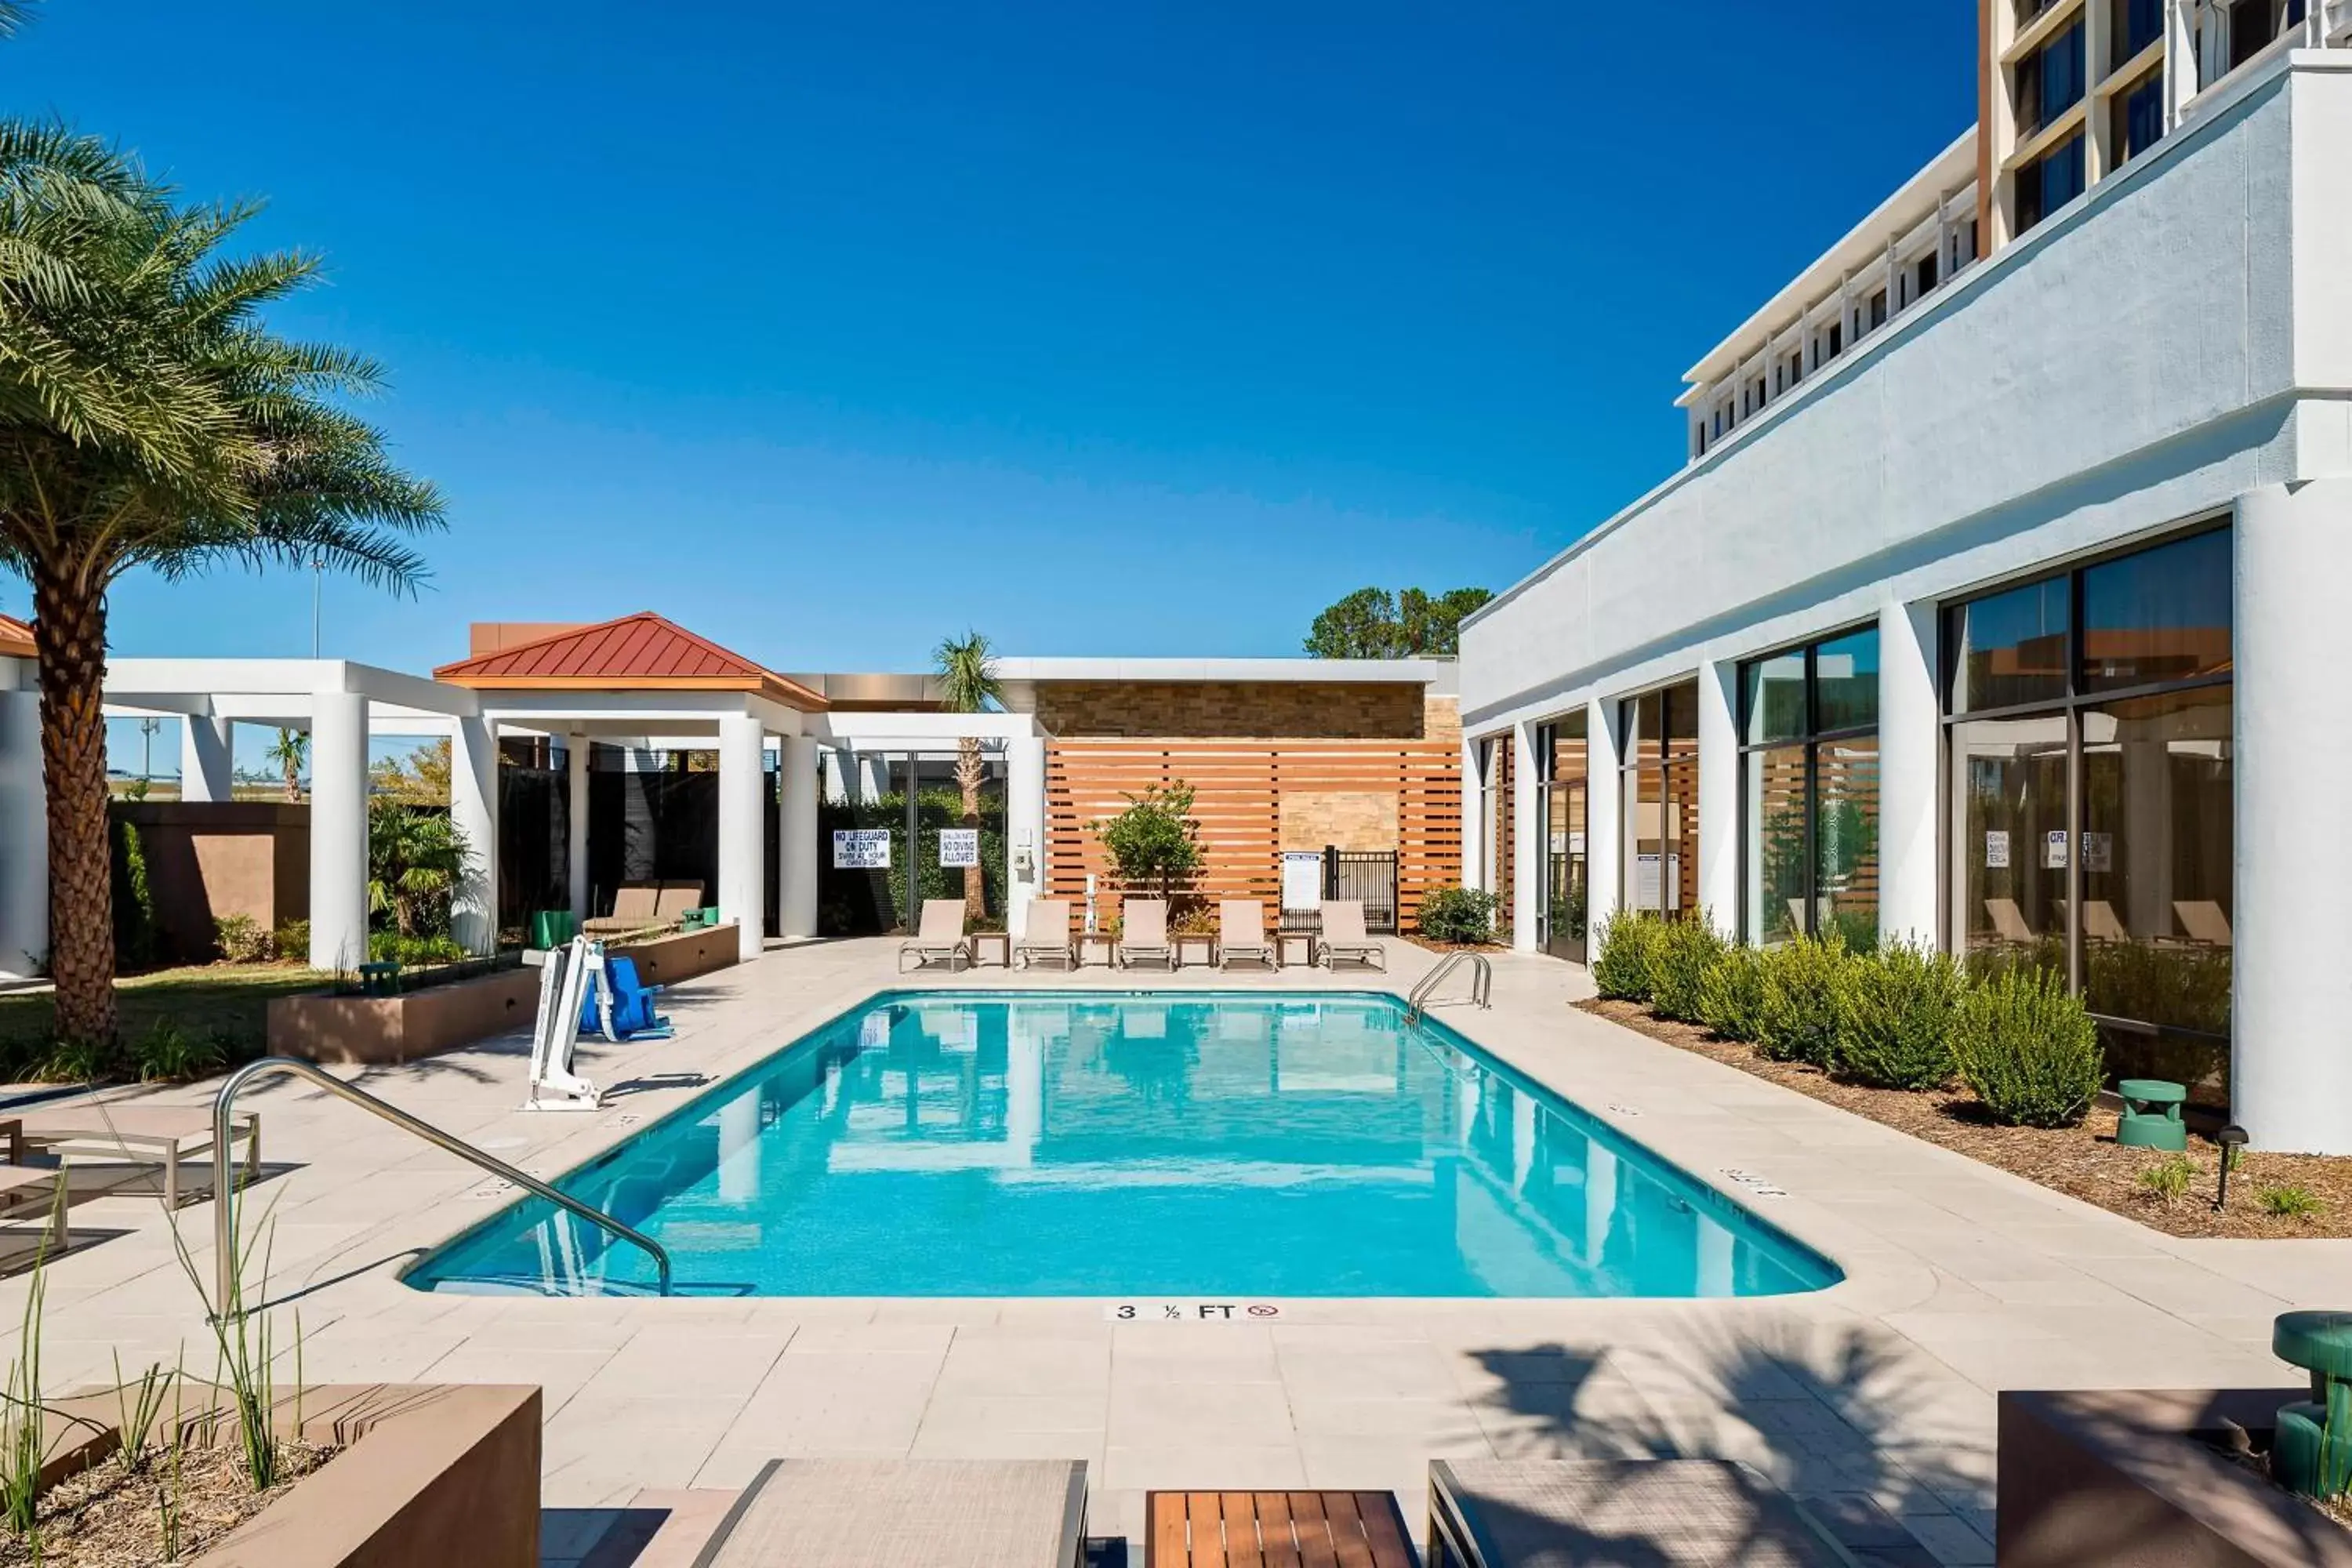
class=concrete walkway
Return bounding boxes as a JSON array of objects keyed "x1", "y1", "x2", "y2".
[{"x1": 4, "y1": 938, "x2": 2341, "y2": 1566}]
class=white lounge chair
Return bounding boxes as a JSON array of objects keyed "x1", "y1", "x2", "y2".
[
  {"x1": 697, "y1": 1458, "x2": 1087, "y2": 1567},
  {"x1": 2175, "y1": 899, "x2": 2233, "y2": 946},
  {"x1": 583, "y1": 880, "x2": 663, "y2": 938},
  {"x1": 18, "y1": 1105, "x2": 261, "y2": 1210},
  {"x1": 1318, "y1": 898, "x2": 1385, "y2": 971},
  {"x1": 1218, "y1": 898, "x2": 1274, "y2": 970},
  {"x1": 1984, "y1": 897, "x2": 2037, "y2": 943},
  {"x1": 1119, "y1": 898, "x2": 1173, "y2": 970},
  {"x1": 1016, "y1": 899, "x2": 1076, "y2": 970},
  {"x1": 2080, "y1": 899, "x2": 2129, "y2": 943},
  {"x1": 898, "y1": 900, "x2": 972, "y2": 972}
]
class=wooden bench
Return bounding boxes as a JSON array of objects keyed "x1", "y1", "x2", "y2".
[{"x1": 1147, "y1": 1490, "x2": 1415, "y2": 1566}]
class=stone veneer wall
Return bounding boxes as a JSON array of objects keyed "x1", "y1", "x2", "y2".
[{"x1": 1036, "y1": 681, "x2": 1434, "y2": 739}]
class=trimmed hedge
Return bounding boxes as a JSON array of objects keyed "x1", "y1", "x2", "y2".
[
  {"x1": 1697, "y1": 945, "x2": 1768, "y2": 1043},
  {"x1": 1650, "y1": 919, "x2": 1730, "y2": 1023},
  {"x1": 1952, "y1": 967, "x2": 2104, "y2": 1127},
  {"x1": 1756, "y1": 934, "x2": 1851, "y2": 1068},
  {"x1": 1837, "y1": 940, "x2": 1965, "y2": 1090},
  {"x1": 1418, "y1": 884, "x2": 1499, "y2": 945},
  {"x1": 1590, "y1": 910, "x2": 1664, "y2": 1001}
]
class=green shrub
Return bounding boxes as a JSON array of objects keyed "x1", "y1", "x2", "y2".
[
  {"x1": 2136, "y1": 1153, "x2": 2194, "y2": 1205},
  {"x1": 1590, "y1": 910, "x2": 1664, "y2": 1001},
  {"x1": 213, "y1": 914, "x2": 272, "y2": 964},
  {"x1": 1835, "y1": 941, "x2": 1965, "y2": 1090},
  {"x1": 368, "y1": 932, "x2": 468, "y2": 969},
  {"x1": 1951, "y1": 967, "x2": 2103, "y2": 1127},
  {"x1": 110, "y1": 818, "x2": 157, "y2": 969},
  {"x1": 1417, "y1": 884, "x2": 1498, "y2": 945},
  {"x1": 39, "y1": 1036, "x2": 110, "y2": 1084},
  {"x1": 272, "y1": 919, "x2": 311, "y2": 964},
  {"x1": 1757, "y1": 933, "x2": 1853, "y2": 1066},
  {"x1": 132, "y1": 1021, "x2": 227, "y2": 1083},
  {"x1": 1697, "y1": 946, "x2": 1768, "y2": 1041},
  {"x1": 2257, "y1": 1183, "x2": 2324, "y2": 1219},
  {"x1": 1650, "y1": 919, "x2": 1730, "y2": 1023}
]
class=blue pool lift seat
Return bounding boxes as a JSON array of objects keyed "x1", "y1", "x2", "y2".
[{"x1": 581, "y1": 955, "x2": 673, "y2": 1041}]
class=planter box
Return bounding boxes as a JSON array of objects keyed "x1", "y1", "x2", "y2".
[
  {"x1": 1998, "y1": 1386, "x2": 2352, "y2": 1566},
  {"x1": 267, "y1": 964, "x2": 540, "y2": 1064},
  {"x1": 49, "y1": 1381, "x2": 540, "y2": 1568},
  {"x1": 611, "y1": 920, "x2": 740, "y2": 986}
]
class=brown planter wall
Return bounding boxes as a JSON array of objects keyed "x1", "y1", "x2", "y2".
[
  {"x1": 1998, "y1": 1387, "x2": 2352, "y2": 1567},
  {"x1": 267, "y1": 965, "x2": 540, "y2": 1064},
  {"x1": 611, "y1": 921, "x2": 740, "y2": 985}
]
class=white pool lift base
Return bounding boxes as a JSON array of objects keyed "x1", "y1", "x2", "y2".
[{"x1": 524, "y1": 936, "x2": 606, "y2": 1112}]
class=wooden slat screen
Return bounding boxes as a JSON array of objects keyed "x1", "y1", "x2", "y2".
[{"x1": 1046, "y1": 739, "x2": 1461, "y2": 928}]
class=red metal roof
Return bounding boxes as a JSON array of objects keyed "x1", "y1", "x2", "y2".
[
  {"x1": 433, "y1": 612, "x2": 823, "y2": 708},
  {"x1": 0, "y1": 615, "x2": 31, "y2": 660}
]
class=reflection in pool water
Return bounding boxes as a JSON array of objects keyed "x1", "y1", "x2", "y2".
[{"x1": 408, "y1": 993, "x2": 1841, "y2": 1298}]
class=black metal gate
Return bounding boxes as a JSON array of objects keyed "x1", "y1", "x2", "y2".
[{"x1": 1325, "y1": 848, "x2": 1399, "y2": 934}]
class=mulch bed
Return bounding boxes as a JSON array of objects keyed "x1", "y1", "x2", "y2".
[
  {"x1": 0, "y1": 1440, "x2": 334, "y2": 1567},
  {"x1": 1576, "y1": 997, "x2": 2352, "y2": 1240}
]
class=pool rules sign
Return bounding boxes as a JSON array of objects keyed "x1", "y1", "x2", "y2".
[{"x1": 833, "y1": 829, "x2": 890, "y2": 869}]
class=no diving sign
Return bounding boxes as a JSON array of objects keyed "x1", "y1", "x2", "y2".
[{"x1": 1105, "y1": 1301, "x2": 1282, "y2": 1322}]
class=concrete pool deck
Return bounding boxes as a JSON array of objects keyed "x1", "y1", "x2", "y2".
[{"x1": 5, "y1": 938, "x2": 2343, "y2": 1566}]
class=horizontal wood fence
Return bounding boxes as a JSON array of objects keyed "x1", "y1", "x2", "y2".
[{"x1": 1046, "y1": 739, "x2": 1461, "y2": 929}]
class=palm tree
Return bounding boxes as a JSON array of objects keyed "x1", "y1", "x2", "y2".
[
  {"x1": 265, "y1": 728, "x2": 309, "y2": 802},
  {"x1": 0, "y1": 118, "x2": 442, "y2": 1053},
  {"x1": 932, "y1": 631, "x2": 1003, "y2": 921}
]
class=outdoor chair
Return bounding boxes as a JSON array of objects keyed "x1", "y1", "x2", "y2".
[
  {"x1": 1015, "y1": 900, "x2": 1076, "y2": 970},
  {"x1": 2175, "y1": 899, "x2": 2234, "y2": 946},
  {"x1": 17, "y1": 1105, "x2": 261, "y2": 1210},
  {"x1": 695, "y1": 1458, "x2": 1087, "y2": 1567},
  {"x1": 652, "y1": 880, "x2": 705, "y2": 926},
  {"x1": 1318, "y1": 898, "x2": 1385, "y2": 971},
  {"x1": 2080, "y1": 898, "x2": 2129, "y2": 943},
  {"x1": 583, "y1": 881, "x2": 663, "y2": 938},
  {"x1": 1119, "y1": 898, "x2": 1174, "y2": 970},
  {"x1": 1218, "y1": 898, "x2": 1275, "y2": 970},
  {"x1": 898, "y1": 899, "x2": 973, "y2": 972},
  {"x1": 1984, "y1": 897, "x2": 2037, "y2": 943},
  {"x1": 1427, "y1": 1458, "x2": 1860, "y2": 1567}
]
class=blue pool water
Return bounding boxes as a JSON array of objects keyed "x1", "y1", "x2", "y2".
[{"x1": 406, "y1": 993, "x2": 1839, "y2": 1299}]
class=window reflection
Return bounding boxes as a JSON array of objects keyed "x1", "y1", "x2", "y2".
[
  {"x1": 1951, "y1": 713, "x2": 2071, "y2": 982},
  {"x1": 1621, "y1": 683, "x2": 1699, "y2": 916},
  {"x1": 1744, "y1": 746, "x2": 1809, "y2": 944},
  {"x1": 1951, "y1": 575, "x2": 2070, "y2": 712},
  {"x1": 2080, "y1": 529, "x2": 2232, "y2": 691},
  {"x1": 1738, "y1": 628, "x2": 1879, "y2": 945}
]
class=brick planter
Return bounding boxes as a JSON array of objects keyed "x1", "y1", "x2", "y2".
[
  {"x1": 610, "y1": 921, "x2": 740, "y2": 985},
  {"x1": 266, "y1": 964, "x2": 539, "y2": 1064},
  {"x1": 1998, "y1": 1386, "x2": 2352, "y2": 1566}
]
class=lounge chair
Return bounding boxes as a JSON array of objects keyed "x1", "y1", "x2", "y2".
[
  {"x1": 696, "y1": 1458, "x2": 1087, "y2": 1567},
  {"x1": 1428, "y1": 1458, "x2": 1860, "y2": 1567},
  {"x1": 18, "y1": 1105, "x2": 260, "y2": 1210},
  {"x1": 2175, "y1": 899, "x2": 2234, "y2": 946},
  {"x1": 898, "y1": 899, "x2": 973, "y2": 972},
  {"x1": 1015, "y1": 900, "x2": 1076, "y2": 970},
  {"x1": 2080, "y1": 899, "x2": 2129, "y2": 943},
  {"x1": 1119, "y1": 899, "x2": 1173, "y2": 970},
  {"x1": 652, "y1": 880, "x2": 706, "y2": 927},
  {"x1": 1984, "y1": 897, "x2": 2037, "y2": 943},
  {"x1": 1218, "y1": 898, "x2": 1274, "y2": 970},
  {"x1": 1318, "y1": 898, "x2": 1385, "y2": 971},
  {"x1": 583, "y1": 881, "x2": 662, "y2": 938}
]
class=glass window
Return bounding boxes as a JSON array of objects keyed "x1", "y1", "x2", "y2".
[
  {"x1": 2040, "y1": 23, "x2": 2086, "y2": 124},
  {"x1": 1814, "y1": 627, "x2": 1880, "y2": 732},
  {"x1": 1744, "y1": 746, "x2": 1809, "y2": 946},
  {"x1": 1950, "y1": 714, "x2": 2072, "y2": 983},
  {"x1": 1737, "y1": 629, "x2": 1880, "y2": 946},
  {"x1": 1950, "y1": 575, "x2": 2070, "y2": 713},
  {"x1": 1815, "y1": 735, "x2": 1880, "y2": 949},
  {"x1": 2080, "y1": 528, "x2": 2231, "y2": 691},
  {"x1": 1620, "y1": 681, "x2": 1700, "y2": 918},
  {"x1": 1741, "y1": 652, "x2": 1807, "y2": 746}
]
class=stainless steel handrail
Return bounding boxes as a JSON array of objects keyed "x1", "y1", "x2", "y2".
[
  {"x1": 1406, "y1": 949, "x2": 1492, "y2": 1023},
  {"x1": 212, "y1": 1055, "x2": 671, "y2": 1312}
]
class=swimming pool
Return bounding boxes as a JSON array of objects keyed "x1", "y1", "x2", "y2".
[{"x1": 406, "y1": 993, "x2": 1840, "y2": 1299}]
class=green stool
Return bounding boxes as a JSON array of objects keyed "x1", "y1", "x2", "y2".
[
  {"x1": 2273, "y1": 1311, "x2": 2352, "y2": 1499},
  {"x1": 529, "y1": 909, "x2": 577, "y2": 949},
  {"x1": 2116, "y1": 1078, "x2": 2188, "y2": 1151},
  {"x1": 356, "y1": 960, "x2": 401, "y2": 996}
]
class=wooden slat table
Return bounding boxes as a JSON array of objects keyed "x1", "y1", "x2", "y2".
[{"x1": 1147, "y1": 1490, "x2": 1416, "y2": 1568}]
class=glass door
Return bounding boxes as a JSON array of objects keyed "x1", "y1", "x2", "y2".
[{"x1": 1544, "y1": 779, "x2": 1588, "y2": 963}]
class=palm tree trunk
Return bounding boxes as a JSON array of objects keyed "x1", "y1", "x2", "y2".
[
  {"x1": 33, "y1": 566, "x2": 117, "y2": 1053},
  {"x1": 956, "y1": 736, "x2": 985, "y2": 921}
]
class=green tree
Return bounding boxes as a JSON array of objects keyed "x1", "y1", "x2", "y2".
[
  {"x1": 0, "y1": 48, "x2": 443, "y2": 1052},
  {"x1": 1091, "y1": 782, "x2": 1203, "y2": 901},
  {"x1": 1304, "y1": 585, "x2": 1490, "y2": 657},
  {"x1": 369, "y1": 736, "x2": 451, "y2": 805},
  {"x1": 367, "y1": 798, "x2": 467, "y2": 938},
  {"x1": 265, "y1": 728, "x2": 309, "y2": 802},
  {"x1": 931, "y1": 630, "x2": 1003, "y2": 920}
]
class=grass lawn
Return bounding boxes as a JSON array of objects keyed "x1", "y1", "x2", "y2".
[{"x1": 0, "y1": 964, "x2": 325, "y2": 1069}]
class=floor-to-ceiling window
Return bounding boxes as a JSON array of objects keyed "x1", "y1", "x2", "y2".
[
  {"x1": 1944, "y1": 523, "x2": 2234, "y2": 1104},
  {"x1": 1543, "y1": 713, "x2": 1590, "y2": 961},
  {"x1": 1739, "y1": 627, "x2": 1881, "y2": 947},
  {"x1": 1619, "y1": 683, "x2": 1698, "y2": 917}
]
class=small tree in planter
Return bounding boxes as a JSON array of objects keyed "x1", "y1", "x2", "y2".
[{"x1": 1091, "y1": 782, "x2": 1203, "y2": 902}]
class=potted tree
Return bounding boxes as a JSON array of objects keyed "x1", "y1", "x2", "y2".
[{"x1": 1091, "y1": 782, "x2": 1205, "y2": 957}]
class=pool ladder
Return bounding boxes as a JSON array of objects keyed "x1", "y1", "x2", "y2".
[
  {"x1": 1405, "y1": 949, "x2": 1493, "y2": 1024},
  {"x1": 211, "y1": 1055, "x2": 672, "y2": 1315}
]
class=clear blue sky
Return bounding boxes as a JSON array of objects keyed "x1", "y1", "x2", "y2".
[{"x1": 13, "y1": 1, "x2": 1976, "y2": 686}]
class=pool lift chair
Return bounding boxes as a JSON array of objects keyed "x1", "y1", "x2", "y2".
[{"x1": 524, "y1": 935, "x2": 608, "y2": 1112}]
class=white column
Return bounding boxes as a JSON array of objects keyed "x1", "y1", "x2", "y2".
[
  {"x1": 450, "y1": 714, "x2": 498, "y2": 956},
  {"x1": 307, "y1": 693, "x2": 368, "y2": 971},
  {"x1": 1459, "y1": 735, "x2": 1486, "y2": 895},
  {"x1": 779, "y1": 733, "x2": 819, "y2": 939},
  {"x1": 1696, "y1": 660, "x2": 1738, "y2": 935},
  {"x1": 179, "y1": 714, "x2": 233, "y2": 804},
  {"x1": 566, "y1": 735, "x2": 590, "y2": 924},
  {"x1": 2234, "y1": 481, "x2": 2352, "y2": 1153},
  {"x1": 717, "y1": 1088, "x2": 760, "y2": 1203},
  {"x1": 717, "y1": 712, "x2": 768, "y2": 962},
  {"x1": 1878, "y1": 598, "x2": 1941, "y2": 949},
  {"x1": 0, "y1": 680, "x2": 45, "y2": 981},
  {"x1": 1511, "y1": 719, "x2": 1543, "y2": 952},
  {"x1": 1007, "y1": 735, "x2": 1047, "y2": 939},
  {"x1": 1585, "y1": 698, "x2": 1622, "y2": 942},
  {"x1": 820, "y1": 746, "x2": 848, "y2": 804},
  {"x1": 854, "y1": 751, "x2": 882, "y2": 804}
]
